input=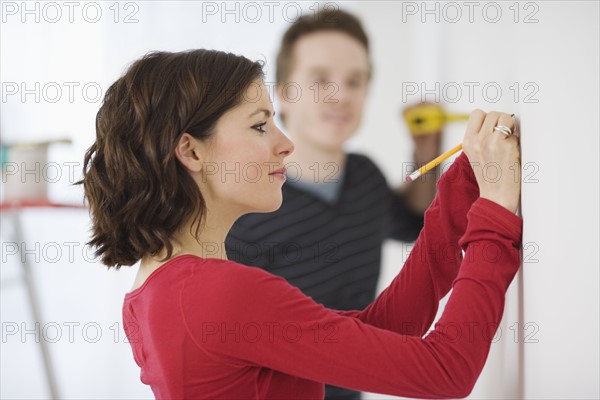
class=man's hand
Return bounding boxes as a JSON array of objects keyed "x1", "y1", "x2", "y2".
[
  {"x1": 402, "y1": 102, "x2": 443, "y2": 163},
  {"x1": 411, "y1": 131, "x2": 442, "y2": 163}
]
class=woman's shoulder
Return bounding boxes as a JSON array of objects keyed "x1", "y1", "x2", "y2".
[
  {"x1": 184, "y1": 255, "x2": 286, "y2": 288},
  {"x1": 179, "y1": 256, "x2": 291, "y2": 318},
  {"x1": 125, "y1": 254, "x2": 269, "y2": 298}
]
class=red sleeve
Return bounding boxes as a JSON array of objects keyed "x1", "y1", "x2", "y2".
[
  {"x1": 334, "y1": 151, "x2": 480, "y2": 336},
  {"x1": 180, "y1": 196, "x2": 523, "y2": 398}
]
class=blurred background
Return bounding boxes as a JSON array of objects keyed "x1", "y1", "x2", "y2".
[{"x1": 1, "y1": 1, "x2": 598, "y2": 398}]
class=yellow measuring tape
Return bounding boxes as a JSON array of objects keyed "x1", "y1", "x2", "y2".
[{"x1": 403, "y1": 104, "x2": 469, "y2": 135}]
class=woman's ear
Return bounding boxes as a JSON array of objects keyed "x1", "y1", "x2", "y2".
[{"x1": 174, "y1": 133, "x2": 204, "y2": 172}]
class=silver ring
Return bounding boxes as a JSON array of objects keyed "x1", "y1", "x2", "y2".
[{"x1": 493, "y1": 125, "x2": 513, "y2": 136}]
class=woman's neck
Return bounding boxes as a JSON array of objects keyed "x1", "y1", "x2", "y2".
[
  {"x1": 172, "y1": 205, "x2": 236, "y2": 261},
  {"x1": 133, "y1": 209, "x2": 233, "y2": 292},
  {"x1": 140, "y1": 206, "x2": 234, "y2": 266}
]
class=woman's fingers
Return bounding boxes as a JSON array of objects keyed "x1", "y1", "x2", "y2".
[
  {"x1": 462, "y1": 109, "x2": 522, "y2": 213},
  {"x1": 496, "y1": 113, "x2": 516, "y2": 134},
  {"x1": 463, "y1": 109, "x2": 486, "y2": 160},
  {"x1": 491, "y1": 113, "x2": 517, "y2": 142},
  {"x1": 465, "y1": 109, "x2": 486, "y2": 140},
  {"x1": 481, "y1": 111, "x2": 502, "y2": 138}
]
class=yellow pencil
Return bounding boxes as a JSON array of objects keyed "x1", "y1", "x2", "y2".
[{"x1": 405, "y1": 144, "x2": 463, "y2": 182}]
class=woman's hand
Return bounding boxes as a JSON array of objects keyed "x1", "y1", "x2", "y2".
[{"x1": 462, "y1": 110, "x2": 521, "y2": 213}]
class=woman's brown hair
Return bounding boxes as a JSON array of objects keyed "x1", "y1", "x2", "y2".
[{"x1": 79, "y1": 49, "x2": 264, "y2": 268}]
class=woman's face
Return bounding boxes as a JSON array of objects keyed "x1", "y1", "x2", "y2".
[{"x1": 195, "y1": 80, "x2": 295, "y2": 216}]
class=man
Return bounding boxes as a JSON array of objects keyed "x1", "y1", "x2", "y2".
[{"x1": 226, "y1": 9, "x2": 441, "y2": 399}]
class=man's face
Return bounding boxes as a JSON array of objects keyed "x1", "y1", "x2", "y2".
[{"x1": 278, "y1": 31, "x2": 370, "y2": 152}]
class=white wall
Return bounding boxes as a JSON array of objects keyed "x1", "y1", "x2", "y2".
[
  {"x1": 1, "y1": 1, "x2": 598, "y2": 398},
  {"x1": 353, "y1": 1, "x2": 599, "y2": 399}
]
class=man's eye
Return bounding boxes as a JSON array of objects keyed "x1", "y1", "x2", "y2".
[{"x1": 252, "y1": 122, "x2": 267, "y2": 134}]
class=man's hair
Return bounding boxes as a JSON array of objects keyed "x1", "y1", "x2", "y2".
[
  {"x1": 275, "y1": 8, "x2": 371, "y2": 86},
  {"x1": 78, "y1": 49, "x2": 264, "y2": 268}
]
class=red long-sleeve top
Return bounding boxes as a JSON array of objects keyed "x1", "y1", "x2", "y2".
[{"x1": 122, "y1": 152, "x2": 523, "y2": 399}]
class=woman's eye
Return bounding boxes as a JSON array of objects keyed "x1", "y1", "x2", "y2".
[{"x1": 252, "y1": 122, "x2": 267, "y2": 134}]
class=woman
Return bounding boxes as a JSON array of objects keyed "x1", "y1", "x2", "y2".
[{"x1": 80, "y1": 49, "x2": 522, "y2": 399}]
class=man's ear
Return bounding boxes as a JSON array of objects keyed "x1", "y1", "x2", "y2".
[{"x1": 174, "y1": 133, "x2": 204, "y2": 172}]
